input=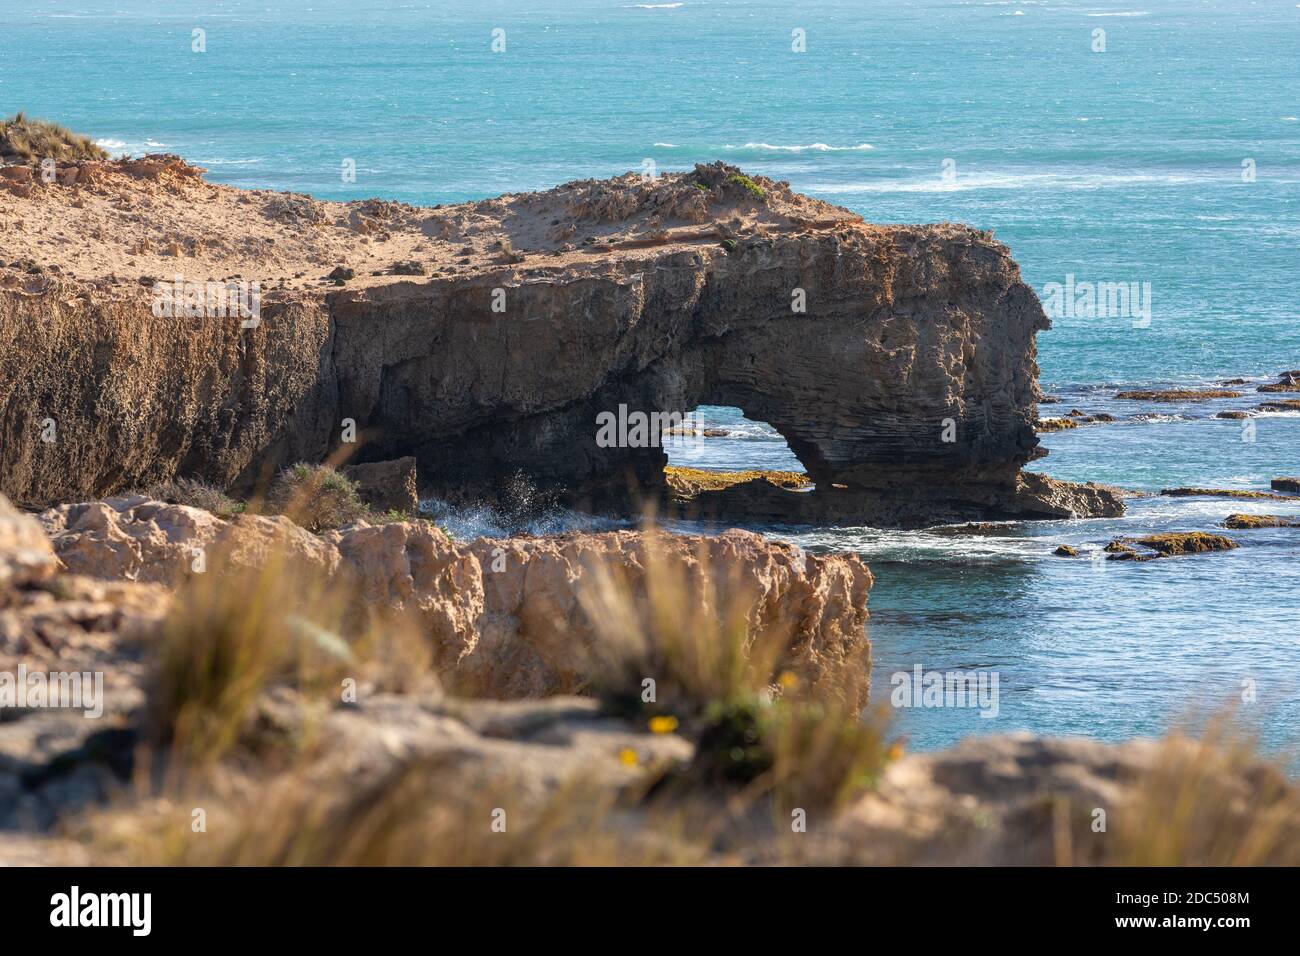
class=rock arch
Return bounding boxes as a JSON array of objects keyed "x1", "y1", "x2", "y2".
[{"x1": 0, "y1": 161, "x2": 1120, "y2": 525}]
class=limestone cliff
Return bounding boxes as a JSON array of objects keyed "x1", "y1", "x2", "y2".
[{"x1": 0, "y1": 156, "x2": 1118, "y2": 525}]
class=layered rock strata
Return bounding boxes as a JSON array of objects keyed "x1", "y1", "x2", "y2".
[{"x1": 0, "y1": 157, "x2": 1118, "y2": 525}]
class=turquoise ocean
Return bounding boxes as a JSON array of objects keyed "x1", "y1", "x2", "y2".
[{"x1": 3, "y1": 0, "x2": 1297, "y2": 753}]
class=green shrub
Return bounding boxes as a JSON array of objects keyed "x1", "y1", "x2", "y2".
[
  {"x1": 726, "y1": 174, "x2": 766, "y2": 201},
  {"x1": 690, "y1": 696, "x2": 773, "y2": 785},
  {"x1": 269, "y1": 463, "x2": 366, "y2": 532}
]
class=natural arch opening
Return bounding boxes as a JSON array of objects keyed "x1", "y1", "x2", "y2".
[{"x1": 661, "y1": 405, "x2": 816, "y2": 502}]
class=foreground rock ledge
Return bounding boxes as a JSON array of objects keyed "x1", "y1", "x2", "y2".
[
  {"x1": 31, "y1": 494, "x2": 873, "y2": 700},
  {"x1": 4, "y1": 494, "x2": 1295, "y2": 864},
  {"x1": 0, "y1": 156, "x2": 1119, "y2": 525}
]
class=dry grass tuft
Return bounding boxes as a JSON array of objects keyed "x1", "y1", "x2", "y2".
[
  {"x1": 0, "y1": 112, "x2": 107, "y2": 163},
  {"x1": 577, "y1": 529, "x2": 888, "y2": 815},
  {"x1": 767, "y1": 675, "x2": 890, "y2": 815},
  {"x1": 144, "y1": 477, "x2": 244, "y2": 519},
  {"x1": 146, "y1": 543, "x2": 434, "y2": 769},
  {"x1": 1116, "y1": 717, "x2": 1300, "y2": 866},
  {"x1": 577, "y1": 530, "x2": 791, "y2": 719},
  {"x1": 146, "y1": 548, "x2": 352, "y2": 767},
  {"x1": 93, "y1": 756, "x2": 713, "y2": 866}
]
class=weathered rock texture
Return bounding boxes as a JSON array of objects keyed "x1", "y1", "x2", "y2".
[
  {"x1": 0, "y1": 157, "x2": 1116, "y2": 526},
  {"x1": 0, "y1": 495, "x2": 56, "y2": 588},
  {"x1": 35, "y1": 496, "x2": 873, "y2": 699},
  {"x1": 785, "y1": 733, "x2": 1299, "y2": 866},
  {"x1": 5, "y1": 494, "x2": 1294, "y2": 866},
  {"x1": 5, "y1": 488, "x2": 870, "y2": 832},
  {"x1": 342, "y1": 456, "x2": 419, "y2": 515}
]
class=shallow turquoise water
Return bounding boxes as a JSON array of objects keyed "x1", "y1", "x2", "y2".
[{"x1": 3, "y1": 0, "x2": 1297, "y2": 752}]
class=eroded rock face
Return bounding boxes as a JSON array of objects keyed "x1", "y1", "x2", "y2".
[
  {"x1": 0, "y1": 495, "x2": 57, "y2": 588},
  {"x1": 4, "y1": 490, "x2": 870, "y2": 833},
  {"x1": 35, "y1": 497, "x2": 872, "y2": 699},
  {"x1": 0, "y1": 161, "x2": 1094, "y2": 525},
  {"x1": 343, "y1": 222, "x2": 1052, "y2": 523},
  {"x1": 39, "y1": 496, "x2": 338, "y2": 585},
  {"x1": 459, "y1": 529, "x2": 871, "y2": 699},
  {"x1": 341, "y1": 456, "x2": 419, "y2": 515}
]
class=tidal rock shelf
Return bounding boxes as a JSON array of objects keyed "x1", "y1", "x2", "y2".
[{"x1": 0, "y1": 156, "x2": 1119, "y2": 527}]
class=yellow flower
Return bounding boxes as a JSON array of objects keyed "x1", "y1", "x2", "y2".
[
  {"x1": 647, "y1": 715, "x2": 679, "y2": 735},
  {"x1": 777, "y1": 670, "x2": 800, "y2": 690},
  {"x1": 887, "y1": 741, "x2": 905, "y2": 762},
  {"x1": 619, "y1": 747, "x2": 639, "y2": 767}
]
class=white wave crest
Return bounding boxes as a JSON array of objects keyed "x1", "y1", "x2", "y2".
[{"x1": 723, "y1": 142, "x2": 874, "y2": 152}]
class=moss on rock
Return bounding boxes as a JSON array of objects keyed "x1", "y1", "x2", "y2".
[
  {"x1": 1103, "y1": 532, "x2": 1238, "y2": 561},
  {"x1": 1161, "y1": 487, "x2": 1291, "y2": 500},
  {"x1": 1036, "y1": 417, "x2": 1079, "y2": 433},
  {"x1": 665, "y1": 466, "x2": 812, "y2": 495},
  {"x1": 1222, "y1": 514, "x2": 1298, "y2": 529}
]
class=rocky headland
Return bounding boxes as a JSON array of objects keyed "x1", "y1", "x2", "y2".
[
  {"x1": 0, "y1": 151, "x2": 1120, "y2": 527},
  {"x1": 3, "y1": 126, "x2": 1294, "y2": 867}
]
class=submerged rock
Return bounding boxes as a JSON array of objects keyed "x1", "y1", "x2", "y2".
[
  {"x1": 1040, "y1": 411, "x2": 1115, "y2": 430},
  {"x1": 1052, "y1": 544, "x2": 1079, "y2": 557},
  {"x1": 929, "y1": 522, "x2": 1013, "y2": 535},
  {"x1": 1115, "y1": 389, "x2": 1242, "y2": 401},
  {"x1": 1162, "y1": 487, "x2": 1292, "y2": 501},
  {"x1": 1035, "y1": 417, "x2": 1078, "y2": 433},
  {"x1": 1257, "y1": 371, "x2": 1300, "y2": 393}
]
